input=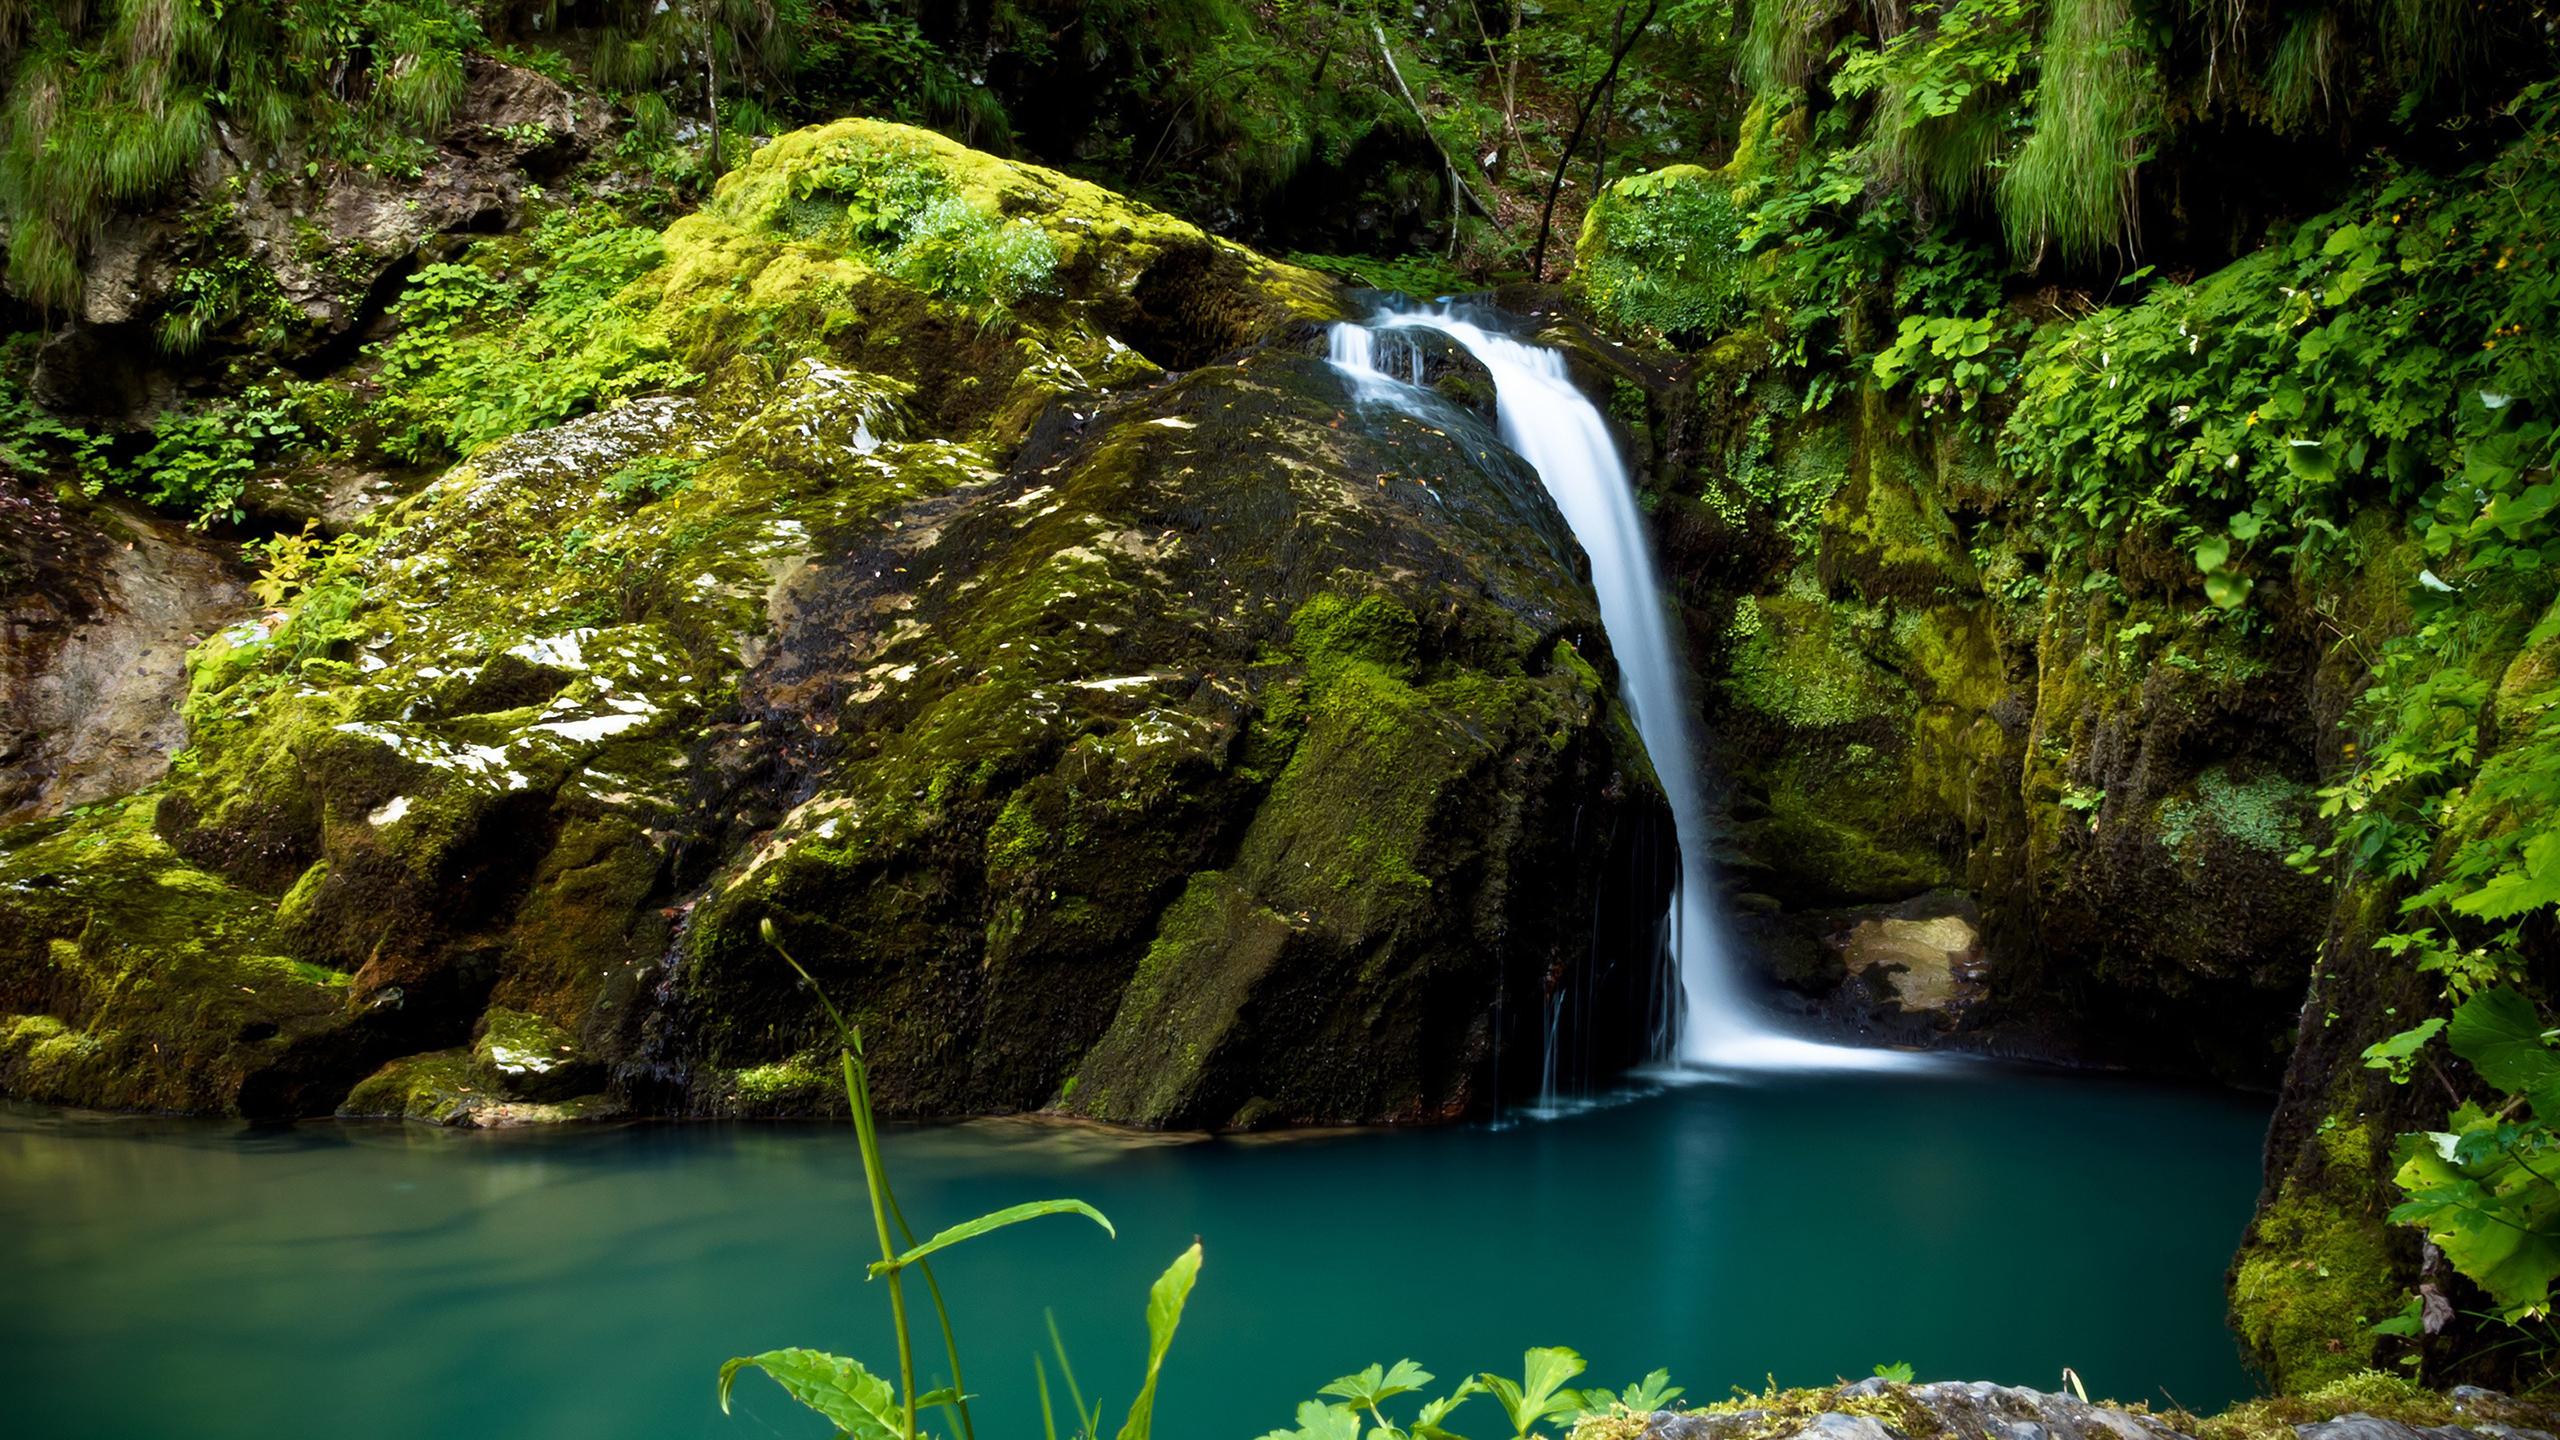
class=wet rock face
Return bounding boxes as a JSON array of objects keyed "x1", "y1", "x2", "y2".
[
  {"x1": 1738, "y1": 890, "x2": 1994, "y2": 1046},
  {"x1": 1605, "y1": 337, "x2": 2329, "y2": 1081},
  {"x1": 655, "y1": 352, "x2": 1671, "y2": 1127},
  {"x1": 0, "y1": 121, "x2": 1669, "y2": 1125},
  {"x1": 33, "y1": 59, "x2": 597, "y2": 420},
  {"x1": 0, "y1": 480, "x2": 248, "y2": 821}
]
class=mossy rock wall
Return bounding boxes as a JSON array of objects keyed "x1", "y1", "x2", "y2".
[
  {"x1": 0, "y1": 121, "x2": 1670, "y2": 1128},
  {"x1": 1553, "y1": 280, "x2": 2326, "y2": 1079},
  {"x1": 1574, "y1": 181, "x2": 2555, "y2": 1380}
]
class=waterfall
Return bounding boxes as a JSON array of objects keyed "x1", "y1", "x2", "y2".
[{"x1": 1331, "y1": 305, "x2": 1920, "y2": 1074}]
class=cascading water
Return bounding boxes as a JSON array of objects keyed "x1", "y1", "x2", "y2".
[{"x1": 1331, "y1": 305, "x2": 1921, "y2": 1074}]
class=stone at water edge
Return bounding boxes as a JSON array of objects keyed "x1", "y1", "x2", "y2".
[{"x1": 1637, "y1": 1382, "x2": 2560, "y2": 1440}]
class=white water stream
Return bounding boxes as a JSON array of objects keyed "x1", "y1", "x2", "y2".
[{"x1": 1331, "y1": 308, "x2": 1921, "y2": 1074}]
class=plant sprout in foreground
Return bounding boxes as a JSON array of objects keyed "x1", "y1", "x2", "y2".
[{"x1": 718, "y1": 917, "x2": 1202, "y2": 1440}]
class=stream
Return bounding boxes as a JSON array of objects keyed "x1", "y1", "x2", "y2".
[{"x1": 2, "y1": 1068, "x2": 2264, "y2": 1439}]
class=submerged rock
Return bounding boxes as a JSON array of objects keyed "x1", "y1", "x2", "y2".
[{"x1": 0, "y1": 121, "x2": 1671, "y2": 1126}]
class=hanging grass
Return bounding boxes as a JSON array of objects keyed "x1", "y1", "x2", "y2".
[
  {"x1": 0, "y1": 0, "x2": 488, "y2": 314},
  {"x1": 1997, "y1": 0, "x2": 2153, "y2": 263}
]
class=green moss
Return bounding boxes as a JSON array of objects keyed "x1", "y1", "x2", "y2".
[
  {"x1": 1724, "y1": 587, "x2": 1914, "y2": 729},
  {"x1": 0, "y1": 797, "x2": 347, "y2": 1114},
  {"x1": 2159, "y1": 765, "x2": 2309, "y2": 855},
  {"x1": 1572, "y1": 166, "x2": 1747, "y2": 345},
  {"x1": 2195, "y1": 1371, "x2": 2451, "y2": 1440},
  {"x1": 2231, "y1": 1121, "x2": 2400, "y2": 1391},
  {"x1": 1290, "y1": 593, "x2": 1422, "y2": 678},
  {"x1": 472, "y1": 1007, "x2": 583, "y2": 1083},
  {"x1": 729, "y1": 1054, "x2": 839, "y2": 1111},
  {"x1": 340, "y1": 1049, "x2": 488, "y2": 1124}
]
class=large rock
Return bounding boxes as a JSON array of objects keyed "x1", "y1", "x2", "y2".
[
  {"x1": 1636, "y1": 1379, "x2": 2556, "y2": 1440},
  {"x1": 0, "y1": 480, "x2": 249, "y2": 821},
  {"x1": 0, "y1": 121, "x2": 1672, "y2": 1126}
]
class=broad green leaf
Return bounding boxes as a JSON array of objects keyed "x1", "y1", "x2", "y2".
[
  {"x1": 2283, "y1": 439, "x2": 2338, "y2": 484},
  {"x1": 1619, "y1": 1371, "x2": 1684, "y2": 1412},
  {"x1": 2390, "y1": 1128, "x2": 2560, "y2": 1319},
  {"x1": 719, "y1": 1349, "x2": 902, "y2": 1440},
  {"x1": 1115, "y1": 1241, "x2": 1202, "y2": 1440},
  {"x1": 1260, "y1": 1402, "x2": 1365, "y2": 1440},
  {"x1": 2362, "y1": 1018, "x2": 2446, "y2": 1082},
  {"x1": 1482, "y1": 1348, "x2": 1585, "y2": 1438},
  {"x1": 2453, "y1": 830, "x2": 2560, "y2": 922},
  {"x1": 2204, "y1": 571, "x2": 2253, "y2": 608},
  {"x1": 2445, "y1": 987, "x2": 2560, "y2": 1098},
  {"x1": 2193, "y1": 535, "x2": 2231, "y2": 573},
  {"x1": 873, "y1": 1199, "x2": 1115, "y2": 1276},
  {"x1": 1323, "y1": 1360, "x2": 1434, "y2": 1409}
]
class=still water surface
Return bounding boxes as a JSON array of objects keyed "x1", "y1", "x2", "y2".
[{"x1": 3, "y1": 1066, "x2": 2267, "y2": 1440}]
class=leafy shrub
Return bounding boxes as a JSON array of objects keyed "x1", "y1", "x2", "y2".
[
  {"x1": 792, "y1": 142, "x2": 1061, "y2": 308},
  {"x1": 118, "y1": 388, "x2": 307, "y2": 525},
  {"x1": 602, "y1": 455, "x2": 698, "y2": 505},
  {"x1": 1573, "y1": 167, "x2": 1747, "y2": 346},
  {"x1": 2007, "y1": 80, "x2": 2560, "y2": 1324},
  {"x1": 1261, "y1": 1349, "x2": 1682, "y2": 1440}
]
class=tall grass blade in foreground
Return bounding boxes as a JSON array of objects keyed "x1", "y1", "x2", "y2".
[{"x1": 720, "y1": 919, "x2": 1199, "y2": 1440}]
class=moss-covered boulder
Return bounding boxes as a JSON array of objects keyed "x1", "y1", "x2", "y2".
[
  {"x1": 658, "y1": 347, "x2": 1670, "y2": 1128},
  {"x1": 0, "y1": 120, "x2": 1668, "y2": 1126},
  {"x1": 0, "y1": 798, "x2": 365, "y2": 1114},
  {"x1": 1571, "y1": 166, "x2": 1748, "y2": 347}
]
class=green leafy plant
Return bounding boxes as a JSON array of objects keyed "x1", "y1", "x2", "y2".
[
  {"x1": 719, "y1": 920, "x2": 1201, "y2": 1440},
  {"x1": 789, "y1": 141, "x2": 1059, "y2": 310},
  {"x1": 603, "y1": 455, "x2": 699, "y2": 505},
  {"x1": 1568, "y1": 1370, "x2": 1685, "y2": 1418},
  {"x1": 1576, "y1": 168, "x2": 1747, "y2": 346},
  {"x1": 2382, "y1": 988, "x2": 2560, "y2": 1320},
  {"x1": 369, "y1": 215, "x2": 693, "y2": 461},
  {"x1": 1482, "y1": 1346, "x2": 1587, "y2": 1438},
  {"x1": 1870, "y1": 313, "x2": 2021, "y2": 421}
]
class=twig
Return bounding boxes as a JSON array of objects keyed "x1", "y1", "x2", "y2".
[
  {"x1": 1527, "y1": 0, "x2": 1660, "y2": 280},
  {"x1": 1372, "y1": 22, "x2": 1504, "y2": 234}
]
